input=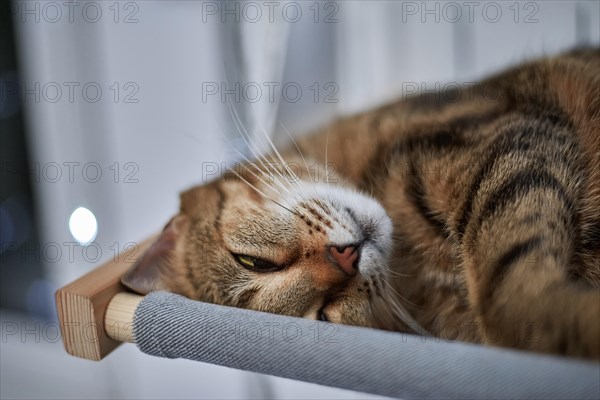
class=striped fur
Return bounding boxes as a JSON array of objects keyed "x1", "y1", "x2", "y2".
[{"x1": 123, "y1": 49, "x2": 600, "y2": 359}]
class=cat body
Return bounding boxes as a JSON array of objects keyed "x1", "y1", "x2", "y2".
[{"x1": 123, "y1": 49, "x2": 600, "y2": 359}]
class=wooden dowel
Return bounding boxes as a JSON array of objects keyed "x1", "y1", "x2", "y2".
[
  {"x1": 105, "y1": 292, "x2": 143, "y2": 343},
  {"x1": 55, "y1": 235, "x2": 156, "y2": 361}
]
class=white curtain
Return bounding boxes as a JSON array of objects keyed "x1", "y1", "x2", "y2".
[{"x1": 10, "y1": 1, "x2": 600, "y2": 399}]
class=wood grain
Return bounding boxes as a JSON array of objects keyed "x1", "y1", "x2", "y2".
[
  {"x1": 55, "y1": 236, "x2": 155, "y2": 361},
  {"x1": 105, "y1": 292, "x2": 143, "y2": 343}
]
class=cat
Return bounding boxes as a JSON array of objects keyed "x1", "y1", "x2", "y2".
[{"x1": 122, "y1": 48, "x2": 600, "y2": 360}]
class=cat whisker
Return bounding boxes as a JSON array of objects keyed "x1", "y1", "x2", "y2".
[
  {"x1": 259, "y1": 161, "x2": 300, "y2": 196},
  {"x1": 278, "y1": 122, "x2": 320, "y2": 195},
  {"x1": 228, "y1": 168, "x2": 300, "y2": 217},
  {"x1": 223, "y1": 105, "x2": 305, "y2": 215},
  {"x1": 366, "y1": 295, "x2": 386, "y2": 330},
  {"x1": 381, "y1": 282, "x2": 430, "y2": 336},
  {"x1": 312, "y1": 197, "x2": 334, "y2": 217},
  {"x1": 227, "y1": 168, "x2": 271, "y2": 199},
  {"x1": 381, "y1": 278, "x2": 420, "y2": 308},
  {"x1": 204, "y1": 122, "x2": 302, "y2": 216},
  {"x1": 249, "y1": 162, "x2": 293, "y2": 197},
  {"x1": 270, "y1": 200, "x2": 302, "y2": 218},
  {"x1": 228, "y1": 101, "x2": 303, "y2": 195},
  {"x1": 370, "y1": 293, "x2": 408, "y2": 332},
  {"x1": 227, "y1": 102, "x2": 283, "y2": 181},
  {"x1": 226, "y1": 146, "x2": 305, "y2": 215},
  {"x1": 324, "y1": 127, "x2": 338, "y2": 205},
  {"x1": 248, "y1": 165, "x2": 304, "y2": 215},
  {"x1": 380, "y1": 265, "x2": 415, "y2": 278},
  {"x1": 239, "y1": 164, "x2": 282, "y2": 195},
  {"x1": 250, "y1": 114, "x2": 304, "y2": 191},
  {"x1": 232, "y1": 75, "x2": 303, "y2": 191}
]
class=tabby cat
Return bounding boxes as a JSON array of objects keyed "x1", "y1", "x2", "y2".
[{"x1": 123, "y1": 48, "x2": 600, "y2": 360}]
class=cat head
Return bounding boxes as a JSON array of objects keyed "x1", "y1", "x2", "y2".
[{"x1": 122, "y1": 160, "x2": 402, "y2": 329}]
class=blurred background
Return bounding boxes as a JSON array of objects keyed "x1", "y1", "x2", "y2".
[{"x1": 1, "y1": 1, "x2": 599, "y2": 398}]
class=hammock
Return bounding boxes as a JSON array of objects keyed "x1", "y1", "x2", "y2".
[{"x1": 56, "y1": 238, "x2": 600, "y2": 399}]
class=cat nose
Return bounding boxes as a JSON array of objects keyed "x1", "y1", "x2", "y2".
[{"x1": 329, "y1": 245, "x2": 360, "y2": 276}]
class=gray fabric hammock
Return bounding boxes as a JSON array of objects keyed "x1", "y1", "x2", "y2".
[{"x1": 133, "y1": 292, "x2": 600, "y2": 399}]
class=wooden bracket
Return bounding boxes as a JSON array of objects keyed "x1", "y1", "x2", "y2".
[{"x1": 55, "y1": 237, "x2": 153, "y2": 361}]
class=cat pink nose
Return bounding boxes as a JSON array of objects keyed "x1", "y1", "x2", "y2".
[{"x1": 329, "y1": 245, "x2": 360, "y2": 276}]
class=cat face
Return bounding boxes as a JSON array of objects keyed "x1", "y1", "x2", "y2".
[{"x1": 122, "y1": 162, "x2": 398, "y2": 329}]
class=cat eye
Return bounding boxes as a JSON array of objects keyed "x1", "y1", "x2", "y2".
[{"x1": 232, "y1": 254, "x2": 282, "y2": 272}]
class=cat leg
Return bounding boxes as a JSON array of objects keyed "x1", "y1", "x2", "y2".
[
  {"x1": 451, "y1": 119, "x2": 600, "y2": 359},
  {"x1": 463, "y1": 229, "x2": 599, "y2": 358}
]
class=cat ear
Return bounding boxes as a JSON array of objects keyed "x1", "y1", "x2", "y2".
[{"x1": 121, "y1": 215, "x2": 189, "y2": 295}]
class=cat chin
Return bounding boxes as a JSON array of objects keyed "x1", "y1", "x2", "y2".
[{"x1": 322, "y1": 296, "x2": 380, "y2": 328}]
